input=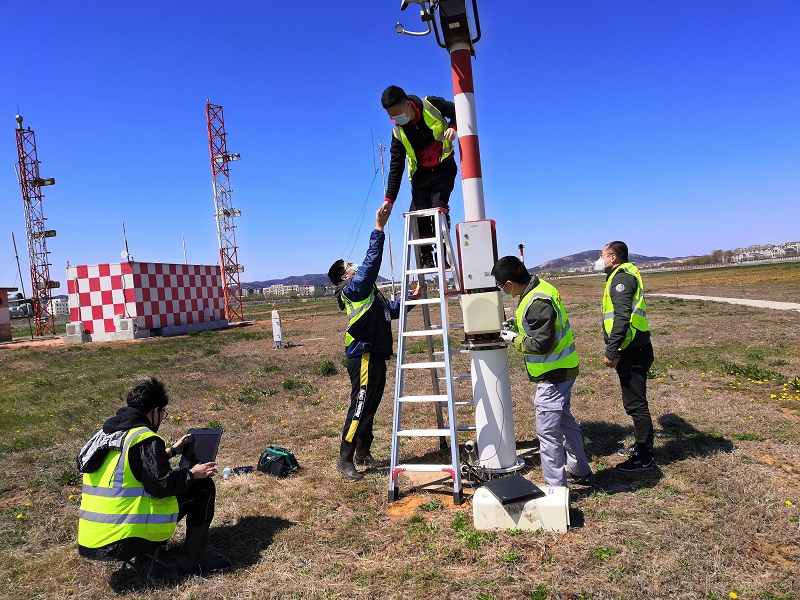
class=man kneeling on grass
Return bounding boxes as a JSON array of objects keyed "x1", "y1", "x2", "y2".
[{"x1": 76, "y1": 376, "x2": 230, "y2": 575}]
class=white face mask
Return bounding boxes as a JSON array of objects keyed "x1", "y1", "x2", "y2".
[
  {"x1": 391, "y1": 106, "x2": 410, "y2": 125},
  {"x1": 348, "y1": 263, "x2": 359, "y2": 272},
  {"x1": 594, "y1": 257, "x2": 606, "y2": 271}
]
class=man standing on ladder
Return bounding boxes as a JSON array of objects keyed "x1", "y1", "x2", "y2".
[
  {"x1": 327, "y1": 209, "x2": 421, "y2": 480},
  {"x1": 379, "y1": 85, "x2": 457, "y2": 268}
]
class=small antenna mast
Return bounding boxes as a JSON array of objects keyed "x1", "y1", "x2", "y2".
[
  {"x1": 373, "y1": 132, "x2": 397, "y2": 299},
  {"x1": 121, "y1": 223, "x2": 132, "y2": 262},
  {"x1": 11, "y1": 231, "x2": 34, "y2": 340}
]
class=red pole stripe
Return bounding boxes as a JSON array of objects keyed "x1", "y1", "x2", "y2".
[
  {"x1": 451, "y1": 48, "x2": 474, "y2": 95},
  {"x1": 459, "y1": 135, "x2": 482, "y2": 180}
]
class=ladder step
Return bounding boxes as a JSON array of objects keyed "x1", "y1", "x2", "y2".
[
  {"x1": 407, "y1": 237, "x2": 438, "y2": 246},
  {"x1": 433, "y1": 349, "x2": 470, "y2": 356},
  {"x1": 394, "y1": 463, "x2": 460, "y2": 472},
  {"x1": 439, "y1": 375, "x2": 472, "y2": 382},
  {"x1": 397, "y1": 428, "x2": 453, "y2": 437},
  {"x1": 406, "y1": 267, "x2": 449, "y2": 276},
  {"x1": 397, "y1": 426, "x2": 474, "y2": 437},
  {"x1": 400, "y1": 361, "x2": 447, "y2": 370},
  {"x1": 399, "y1": 394, "x2": 449, "y2": 403},
  {"x1": 402, "y1": 329, "x2": 445, "y2": 337},
  {"x1": 404, "y1": 298, "x2": 441, "y2": 306}
]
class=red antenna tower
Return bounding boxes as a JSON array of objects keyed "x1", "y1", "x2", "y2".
[
  {"x1": 205, "y1": 101, "x2": 244, "y2": 322},
  {"x1": 14, "y1": 114, "x2": 58, "y2": 336}
]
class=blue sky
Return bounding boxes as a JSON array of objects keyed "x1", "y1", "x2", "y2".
[{"x1": 1, "y1": 1, "x2": 798, "y2": 286}]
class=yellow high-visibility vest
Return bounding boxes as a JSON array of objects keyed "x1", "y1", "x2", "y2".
[
  {"x1": 515, "y1": 279, "x2": 579, "y2": 378},
  {"x1": 78, "y1": 427, "x2": 178, "y2": 549},
  {"x1": 602, "y1": 262, "x2": 650, "y2": 351},
  {"x1": 392, "y1": 97, "x2": 454, "y2": 181}
]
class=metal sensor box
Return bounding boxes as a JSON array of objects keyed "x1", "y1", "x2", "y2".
[{"x1": 456, "y1": 220, "x2": 497, "y2": 292}]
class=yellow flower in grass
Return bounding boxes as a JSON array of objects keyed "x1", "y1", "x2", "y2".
[
  {"x1": 729, "y1": 593, "x2": 738, "y2": 599},
  {"x1": 786, "y1": 500, "x2": 794, "y2": 506}
]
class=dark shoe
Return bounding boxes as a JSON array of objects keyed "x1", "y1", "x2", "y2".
[
  {"x1": 421, "y1": 256, "x2": 435, "y2": 269},
  {"x1": 354, "y1": 454, "x2": 387, "y2": 469},
  {"x1": 615, "y1": 456, "x2": 653, "y2": 472},
  {"x1": 566, "y1": 471, "x2": 594, "y2": 485},
  {"x1": 337, "y1": 459, "x2": 364, "y2": 480}
]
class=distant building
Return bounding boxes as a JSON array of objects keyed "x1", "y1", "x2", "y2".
[{"x1": 48, "y1": 297, "x2": 69, "y2": 318}]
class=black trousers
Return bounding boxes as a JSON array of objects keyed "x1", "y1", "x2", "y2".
[
  {"x1": 341, "y1": 352, "x2": 388, "y2": 459},
  {"x1": 410, "y1": 159, "x2": 458, "y2": 250},
  {"x1": 615, "y1": 342, "x2": 655, "y2": 461},
  {"x1": 78, "y1": 478, "x2": 216, "y2": 562}
]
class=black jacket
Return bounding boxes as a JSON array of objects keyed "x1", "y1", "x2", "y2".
[
  {"x1": 99, "y1": 406, "x2": 194, "y2": 498},
  {"x1": 386, "y1": 94, "x2": 457, "y2": 201}
]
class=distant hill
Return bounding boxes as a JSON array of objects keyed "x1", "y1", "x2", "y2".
[{"x1": 530, "y1": 250, "x2": 674, "y2": 274}]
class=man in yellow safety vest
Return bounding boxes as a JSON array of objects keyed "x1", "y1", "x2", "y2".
[
  {"x1": 596, "y1": 241, "x2": 655, "y2": 472},
  {"x1": 492, "y1": 256, "x2": 593, "y2": 487},
  {"x1": 379, "y1": 85, "x2": 457, "y2": 268},
  {"x1": 77, "y1": 377, "x2": 230, "y2": 574},
  {"x1": 328, "y1": 209, "x2": 420, "y2": 480}
]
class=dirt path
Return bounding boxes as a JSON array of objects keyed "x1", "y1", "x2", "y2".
[{"x1": 652, "y1": 293, "x2": 800, "y2": 311}]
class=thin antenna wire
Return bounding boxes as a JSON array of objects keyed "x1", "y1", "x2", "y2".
[
  {"x1": 340, "y1": 165, "x2": 380, "y2": 261},
  {"x1": 374, "y1": 134, "x2": 397, "y2": 299},
  {"x1": 11, "y1": 232, "x2": 34, "y2": 340}
]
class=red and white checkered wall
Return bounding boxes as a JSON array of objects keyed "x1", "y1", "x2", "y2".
[{"x1": 66, "y1": 262, "x2": 225, "y2": 336}]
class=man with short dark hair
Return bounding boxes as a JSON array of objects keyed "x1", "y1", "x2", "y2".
[
  {"x1": 492, "y1": 256, "x2": 592, "y2": 487},
  {"x1": 595, "y1": 241, "x2": 655, "y2": 472},
  {"x1": 379, "y1": 85, "x2": 457, "y2": 268},
  {"x1": 77, "y1": 376, "x2": 230, "y2": 574},
  {"x1": 328, "y1": 209, "x2": 419, "y2": 480}
]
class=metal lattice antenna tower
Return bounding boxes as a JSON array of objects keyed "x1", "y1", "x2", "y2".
[
  {"x1": 205, "y1": 101, "x2": 244, "y2": 322},
  {"x1": 14, "y1": 114, "x2": 57, "y2": 336}
]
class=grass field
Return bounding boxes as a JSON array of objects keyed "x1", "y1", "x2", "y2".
[{"x1": 0, "y1": 263, "x2": 798, "y2": 599}]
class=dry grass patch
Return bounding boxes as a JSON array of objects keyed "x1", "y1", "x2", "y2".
[{"x1": 1, "y1": 267, "x2": 799, "y2": 598}]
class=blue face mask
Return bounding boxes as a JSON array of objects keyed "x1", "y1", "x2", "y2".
[{"x1": 391, "y1": 110, "x2": 410, "y2": 126}]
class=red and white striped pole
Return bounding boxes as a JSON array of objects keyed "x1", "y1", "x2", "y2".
[{"x1": 450, "y1": 42, "x2": 485, "y2": 222}]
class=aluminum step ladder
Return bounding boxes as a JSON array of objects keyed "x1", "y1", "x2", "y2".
[{"x1": 388, "y1": 208, "x2": 472, "y2": 505}]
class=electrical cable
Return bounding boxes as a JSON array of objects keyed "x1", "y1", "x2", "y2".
[{"x1": 340, "y1": 167, "x2": 381, "y2": 262}]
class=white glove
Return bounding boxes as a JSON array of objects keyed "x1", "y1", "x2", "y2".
[{"x1": 499, "y1": 330, "x2": 518, "y2": 343}]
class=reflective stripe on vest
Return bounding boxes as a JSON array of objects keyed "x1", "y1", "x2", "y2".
[
  {"x1": 602, "y1": 262, "x2": 650, "y2": 351},
  {"x1": 392, "y1": 97, "x2": 454, "y2": 181},
  {"x1": 341, "y1": 287, "x2": 376, "y2": 347},
  {"x1": 515, "y1": 280, "x2": 579, "y2": 377},
  {"x1": 78, "y1": 426, "x2": 179, "y2": 549}
]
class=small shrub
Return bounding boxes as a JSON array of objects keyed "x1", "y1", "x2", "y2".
[
  {"x1": 265, "y1": 388, "x2": 279, "y2": 397},
  {"x1": 592, "y1": 547, "x2": 617, "y2": 561},
  {"x1": 499, "y1": 551, "x2": 522, "y2": 564},
  {"x1": 205, "y1": 421, "x2": 222, "y2": 429},
  {"x1": 419, "y1": 499, "x2": 443, "y2": 512},
  {"x1": 769, "y1": 359, "x2": 789, "y2": 367},
  {"x1": 58, "y1": 469, "x2": 79, "y2": 486},
  {"x1": 788, "y1": 376, "x2": 800, "y2": 393},
  {"x1": 526, "y1": 585, "x2": 551, "y2": 600},
  {"x1": 237, "y1": 388, "x2": 263, "y2": 404},
  {"x1": 203, "y1": 347, "x2": 220, "y2": 356},
  {"x1": 262, "y1": 364, "x2": 281, "y2": 373},
  {"x1": 282, "y1": 379, "x2": 301, "y2": 390},
  {"x1": 317, "y1": 360, "x2": 337, "y2": 376}
]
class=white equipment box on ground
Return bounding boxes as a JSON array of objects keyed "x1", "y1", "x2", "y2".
[{"x1": 473, "y1": 484, "x2": 570, "y2": 532}]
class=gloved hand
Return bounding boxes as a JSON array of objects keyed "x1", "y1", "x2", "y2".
[{"x1": 499, "y1": 330, "x2": 518, "y2": 343}]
